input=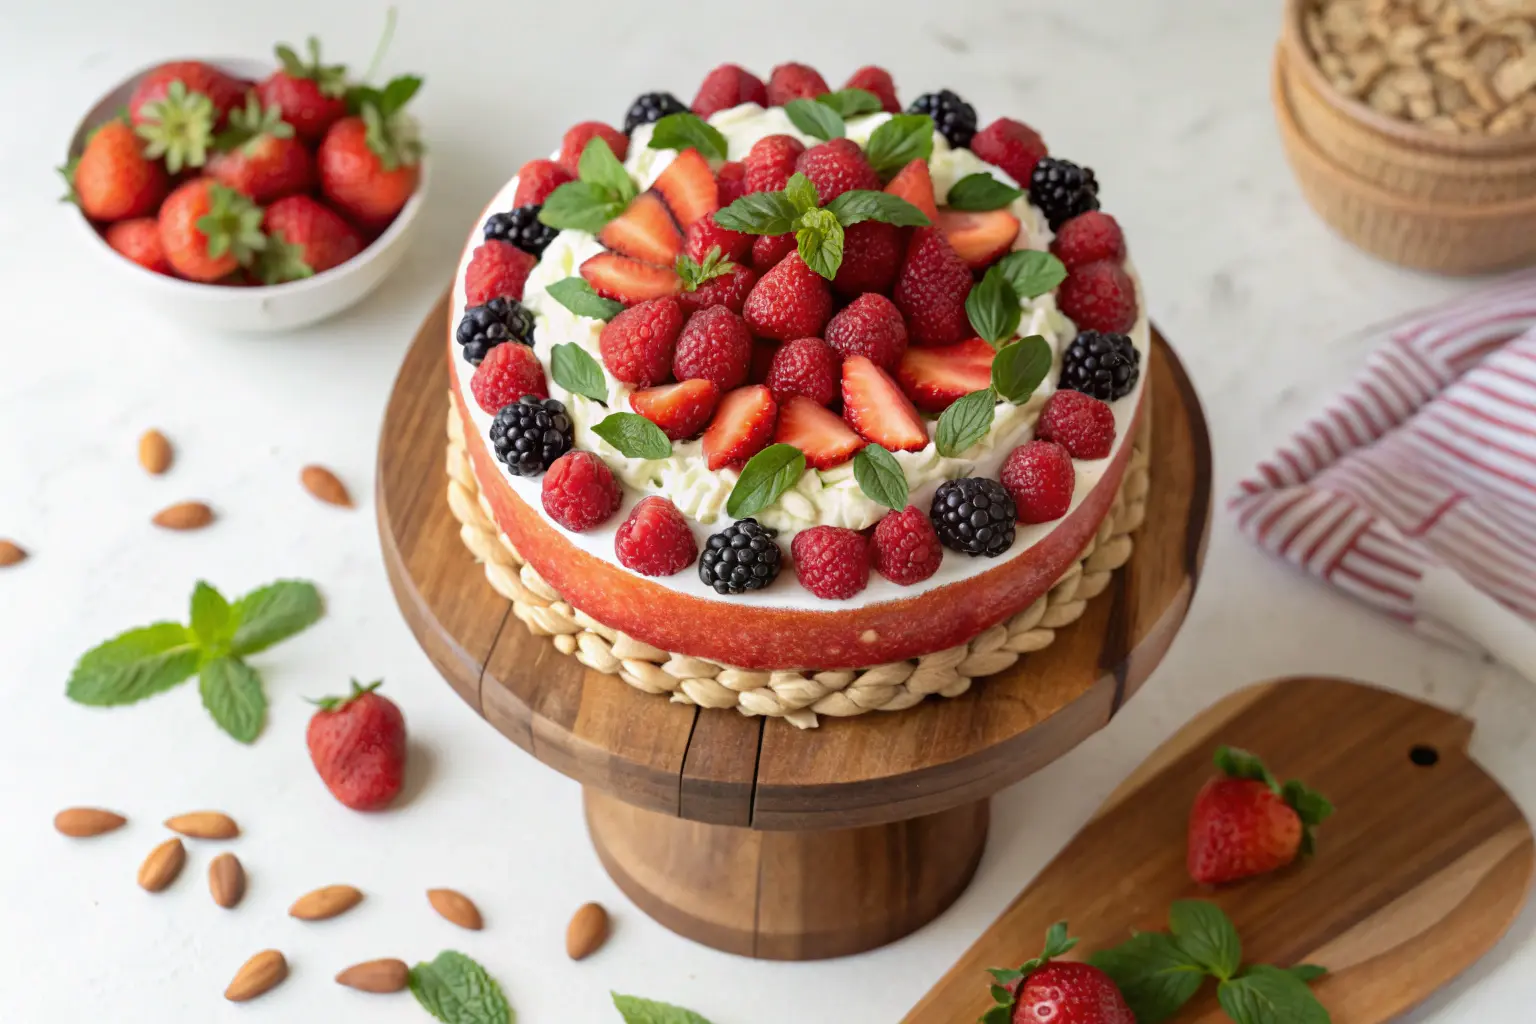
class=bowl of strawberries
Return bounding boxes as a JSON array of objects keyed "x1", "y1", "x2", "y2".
[{"x1": 61, "y1": 27, "x2": 428, "y2": 332}]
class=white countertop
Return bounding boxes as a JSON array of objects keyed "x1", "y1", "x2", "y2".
[{"x1": 3, "y1": 1, "x2": 1535, "y2": 1021}]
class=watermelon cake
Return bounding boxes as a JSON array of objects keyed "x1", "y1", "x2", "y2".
[{"x1": 446, "y1": 61, "x2": 1148, "y2": 676}]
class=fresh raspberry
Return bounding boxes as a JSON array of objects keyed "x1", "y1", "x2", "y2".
[
  {"x1": 893, "y1": 228, "x2": 974, "y2": 347},
  {"x1": 871, "y1": 506, "x2": 944, "y2": 585},
  {"x1": 541, "y1": 451, "x2": 623, "y2": 532},
  {"x1": 791, "y1": 526, "x2": 869, "y2": 600},
  {"x1": 970, "y1": 117, "x2": 1049, "y2": 185},
  {"x1": 766, "y1": 62, "x2": 829, "y2": 106},
  {"x1": 1057, "y1": 259, "x2": 1138, "y2": 334},
  {"x1": 684, "y1": 213, "x2": 752, "y2": 264},
  {"x1": 615, "y1": 496, "x2": 697, "y2": 576},
  {"x1": 103, "y1": 218, "x2": 171, "y2": 275},
  {"x1": 599, "y1": 296, "x2": 684, "y2": 387},
  {"x1": 752, "y1": 232, "x2": 797, "y2": 270},
  {"x1": 750, "y1": 340, "x2": 779, "y2": 384},
  {"x1": 514, "y1": 158, "x2": 574, "y2": 206},
  {"x1": 1050, "y1": 211, "x2": 1127, "y2": 270},
  {"x1": 1037, "y1": 390, "x2": 1116, "y2": 460},
  {"x1": 692, "y1": 63, "x2": 768, "y2": 119},
  {"x1": 766, "y1": 337, "x2": 840, "y2": 406},
  {"x1": 825, "y1": 293, "x2": 908, "y2": 370},
  {"x1": 795, "y1": 138, "x2": 881, "y2": 204},
  {"x1": 464, "y1": 240, "x2": 536, "y2": 306},
  {"x1": 679, "y1": 263, "x2": 758, "y2": 315},
  {"x1": 558, "y1": 121, "x2": 628, "y2": 174},
  {"x1": 716, "y1": 161, "x2": 748, "y2": 205},
  {"x1": 744, "y1": 135, "x2": 806, "y2": 194},
  {"x1": 832, "y1": 220, "x2": 904, "y2": 296},
  {"x1": 674, "y1": 305, "x2": 753, "y2": 392},
  {"x1": 1001, "y1": 440, "x2": 1075, "y2": 524},
  {"x1": 744, "y1": 253, "x2": 833, "y2": 341},
  {"x1": 843, "y1": 66, "x2": 900, "y2": 112},
  {"x1": 470, "y1": 341, "x2": 548, "y2": 414}
]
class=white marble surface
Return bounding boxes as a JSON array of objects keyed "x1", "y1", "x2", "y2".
[{"x1": 3, "y1": 1, "x2": 1535, "y2": 1021}]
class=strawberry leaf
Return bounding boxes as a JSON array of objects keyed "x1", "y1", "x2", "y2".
[
  {"x1": 675, "y1": 248, "x2": 736, "y2": 291},
  {"x1": 308, "y1": 678, "x2": 383, "y2": 712},
  {"x1": 1214, "y1": 745, "x2": 1280, "y2": 794},
  {"x1": 1282, "y1": 778, "x2": 1335, "y2": 855},
  {"x1": 258, "y1": 230, "x2": 317, "y2": 285},
  {"x1": 134, "y1": 80, "x2": 215, "y2": 174}
]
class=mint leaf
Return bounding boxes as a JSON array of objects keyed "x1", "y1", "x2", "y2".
[
  {"x1": 1217, "y1": 965, "x2": 1330, "y2": 1024},
  {"x1": 715, "y1": 190, "x2": 800, "y2": 235},
  {"x1": 1090, "y1": 931, "x2": 1208, "y2": 1024},
  {"x1": 991, "y1": 335, "x2": 1053, "y2": 404},
  {"x1": 229, "y1": 580, "x2": 323, "y2": 657},
  {"x1": 676, "y1": 248, "x2": 736, "y2": 291},
  {"x1": 647, "y1": 112, "x2": 728, "y2": 161},
  {"x1": 593, "y1": 412, "x2": 672, "y2": 460},
  {"x1": 409, "y1": 951, "x2": 513, "y2": 1024},
  {"x1": 66, "y1": 622, "x2": 200, "y2": 706},
  {"x1": 1169, "y1": 901, "x2": 1242, "y2": 981},
  {"x1": 853, "y1": 444, "x2": 909, "y2": 510},
  {"x1": 824, "y1": 190, "x2": 931, "y2": 227},
  {"x1": 612, "y1": 993, "x2": 714, "y2": 1024},
  {"x1": 199, "y1": 657, "x2": 266, "y2": 743},
  {"x1": 1288, "y1": 965, "x2": 1328, "y2": 983},
  {"x1": 550, "y1": 342, "x2": 609, "y2": 403},
  {"x1": 966, "y1": 267, "x2": 1022, "y2": 346},
  {"x1": 995, "y1": 250, "x2": 1067, "y2": 300},
  {"x1": 934, "y1": 388, "x2": 996, "y2": 457},
  {"x1": 817, "y1": 88, "x2": 882, "y2": 119},
  {"x1": 538, "y1": 181, "x2": 628, "y2": 233},
  {"x1": 547, "y1": 277, "x2": 624, "y2": 321},
  {"x1": 795, "y1": 208, "x2": 844, "y2": 280},
  {"x1": 577, "y1": 136, "x2": 635, "y2": 204},
  {"x1": 726, "y1": 443, "x2": 806, "y2": 519},
  {"x1": 1214, "y1": 746, "x2": 1281, "y2": 792},
  {"x1": 946, "y1": 172, "x2": 1025, "y2": 211},
  {"x1": 189, "y1": 581, "x2": 233, "y2": 653},
  {"x1": 784, "y1": 98, "x2": 844, "y2": 142},
  {"x1": 783, "y1": 172, "x2": 820, "y2": 215},
  {"x1": 864, "y1": 113, "x2": 934, "y2": 178}
]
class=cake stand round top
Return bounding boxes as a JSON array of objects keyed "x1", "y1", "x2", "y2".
[{"x1": 379, "y1": 293, "x2": 1212, "y2": 832}]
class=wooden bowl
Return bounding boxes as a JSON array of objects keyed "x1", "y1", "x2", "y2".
[
  {"x1": 1274, "y1": 48, "x2": 1536, "y2": 275},
  {"x1": 1279, "y1": 0, "x2": 1536, "y2": 205}
]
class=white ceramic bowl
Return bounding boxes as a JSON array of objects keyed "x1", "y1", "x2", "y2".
[{"x1": 65, "y1": 58, "x2": 429, "y2": 332}]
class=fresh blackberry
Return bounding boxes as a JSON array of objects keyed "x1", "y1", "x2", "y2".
[
  {"x1": 488, "y1": 396, "x2": 572, "y2": 477},
  {"x1": 698, "y1": 519, "x2": 783, "y2": 594},
  {"x1": 624, "y1": 91, "x2": 687, "y2": 134},
  {"x1": 484, "y1": 205, "x2": 557, "y2": 259},
  {"x1": 1029, "y1": 157, "x2": 1100, "y2": 230},
  {"x1": 907, "y1": 90, "x2": 977, "y2": 149},
  {"x1": 1060, "y1": 330, "x2": 1140, "y2": 401},
  {"x1": 456, "y1": 297, "x2": 535, "y2": 366},
  {"x1": 930, "y1": 478, "x2": 1016, "y2": 557}
]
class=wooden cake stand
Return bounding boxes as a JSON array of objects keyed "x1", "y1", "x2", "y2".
[{"x1": 377, "y1": 293, "x2": 1213, "y2": 960}]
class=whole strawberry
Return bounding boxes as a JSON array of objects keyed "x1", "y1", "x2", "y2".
[
  {"x1": 306, "y1": 680, "x2": 407, "y2": 812},
  {"x1": 207, "y1": 96, "x2": 314, "y2": 203},
  {"x1": 128, "y1": 60, "x2": 247, "y2": 127},
  {"x1": 1187, "y1": 746, "x2": 1333, "y2": 885},
  {"x1": 984, "y1": 923, "x2": 1134, "y2": 1024},
  {"x1": 256, "y1": 37, "x2": 350, "y2": 143},
  {"x1": 103, "y1": 218, "x2": 171, "y2": 275},
  {"x1": 261, "y1": 195, "x2": 364, "y2": 282},
  {"x1": 66, "y1": 119, "x2": 167, "y2": 222},
  {"x1": 158, "y1": 179, "x2": 266, "y2": 283},
  {"x1": 743, "y1": 253, "x2": 833, "y2": 341},
  {"x1": 318, "y1": 75, "x2": 424, "y2": 232}
]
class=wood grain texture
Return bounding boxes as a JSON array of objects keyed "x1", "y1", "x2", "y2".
[{"x1": 905, "y1": 677, "x2": 1536, "y2": 1024}]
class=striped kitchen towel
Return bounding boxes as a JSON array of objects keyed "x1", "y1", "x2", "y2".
[{"x1": 1232, "y1": 269, "x2": 1536, "y2": 677}]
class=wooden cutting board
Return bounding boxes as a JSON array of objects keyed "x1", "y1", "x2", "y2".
[{"x1": 905, "y1": 677, "x2": 1534, "y2": 1023}]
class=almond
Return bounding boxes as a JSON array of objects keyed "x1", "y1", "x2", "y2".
[
  {"x1": 53, "y1": 807, "x2": 126, "y2": 837},
  {"x1": 164, "y1": 810, "x2": 239, "y2": 839},
  {"x1": 0, "y1": 540, "x2": 25, "y2": 567},
  {"x1": 301, "y1": 465, "x2": 353, "y2": 508},
  {"x1": 137, "y1": 837, "x2": 186, "y2": 892},
  {"x1": 427, "y1": 888, "x2": 483, "y2": 930},
  {"x1": 289, "y1": 884, "x2": 364, "y2": 921},
  {"x1": 208, "y1": 852, "x2": 245, "y2": 909},
  {"x1": 138, "y1": 429, "x2": 173, "y2": 475},
  {"x1": 224, "y1": 949, "x2": 288, "y2": 1002},
  {"x1": 566, "y1": 901, "x2": 610, "y2": 960},
  {"x1": 335, "y1": 958, "x2": 410, "y2": 993},
  {"x1": 152, "y1": 501, "x2": 214, "y2": 531}
]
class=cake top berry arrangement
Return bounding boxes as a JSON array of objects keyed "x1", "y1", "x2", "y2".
[{"x1": 450, "y1": 60, "x2": 1146, "y2": 608}]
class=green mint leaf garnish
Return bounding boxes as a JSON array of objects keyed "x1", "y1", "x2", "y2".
[
  {"x1": 189, "y1": 581, "x2": 234, "y2": 654},
  {"x1": 199, "y1": 657, "x2": 266, "y2": 743},
  {"x1": 409, "y1": 950, "x2": 513, "y2": 1024},
  {"x1": 726, "y1": 443, "x2": 806, "y2": 519},
  {"x1": 935, "y1": 388, "x2": 997, "y2": 458},
  {"x1": 783, "y1": 172, "x2": 820, "y2": 215},
  {"x1": 1288, "y1": 965, "x2": 1328, "y2": 983},
  {"x1": 795, "y1": 208, "x2": 844, "y2": 280},
  {"x1": 676, "y1": 247, "x2": 736, "y2": 291},
  {"x1": 547, "y1": 277, "x2": 625, "y2": 321},
  {"x1": 646, "y1": 112, "x2": 728, "y2": 161},
  {"x1": 995, "y1": 250, "x2": 1067, "y2": 300},
  {"x1": 824, "y1": 190, "x2": 930, "y2": 227},
  {"x1": 714, "y1": 190, "x2": 801, "y2": 235},
  {"x1": 1169, "y1": 900, "x2": 1243, "y2": 981},
  {"x1": 816, "y1": 88, "x2": 883, "y2": 119},
  {"x1": 1217, "y1": 964, "x2": 1330, "y2": 1024},
  {"x1": 550, "y1": 342, "x2": 610, "y2": 404},
  {"x1": 577, "y1": 136, "x2": 635, "y2": 204},
  {"x1": 592, "y1": 412, "x2": 672, "y2": 460},
  {"x1": 1214, "y1": 745, "x2": 1282, "y2": 793},
  {"x1": 991, "y1": 335, "x2": 1053, "y2": 404},
  {"x1": 852, "y1": 444, "x2": 909, "y2": 511},
  {"x1": 537, "y1": 181, "x2": 628, "y2": 233},
  {"x1": 230, "y1": 580, "x2": 323, "y2": 657},
  {"x1": 1089, "y1": 931, "x2": 1208, "y2": 1024},
  {"x1": 783, "y1": 98, "x2": 845, "y2": 141},
  {"x1": 946, "y1": 172, "x2": 1026, "y2": 211},
  {"x1": 66, "y1": 622, "x2": 200, "y2": 707},
  {"x1": 966, "y1": 267, "x2": 1022, "y2": 347},
  {"x1": 863, "y1": 113, "x2": 934, "y2": 178},
  {"x1": 612, "y1": 992, "x2": 715, "y2": 1024}
]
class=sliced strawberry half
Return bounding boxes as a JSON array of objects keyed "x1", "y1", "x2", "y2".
[
  {"x1": 582, "y1": 252, "x2": 682, "y2": 304},
  {"x1": 775, "y1": 394, "x2": 866, "y2": 470},
  {"x1": 885, "y1": 159, "x2": 939, "y2": 224},
  {"x1": 895, "y1": 338, "x2": 996, "y2": 412},
  {"x1": 598, "y1": 192, "x2": 683, "y2": 265},
  {"x1": 652, "y1": 149, "x2": 718, "y2": 230},
  {"x1": 936, "y1": 209, "x2": 1021, "y2": 270},
  {"x1": 631, "y1": 379, "x2": 720, "y2": 441},
  {"x1": 842, "y1": 356, "x2": 929, "y2": 452},
  {"x1": 703, "y1": 385, "x2": 778, "y2": 471}
]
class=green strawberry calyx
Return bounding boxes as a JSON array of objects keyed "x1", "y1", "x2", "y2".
[
  {"x1": 349, "y1": 75, "x2": 424, "y2": 172},
  {"x1": 194, "y1": 184, "x2": 267, "y2": 267},
  {"x1": 216, "y1": 95, "x2": 295, "y2": 156},
  {"x1": 980, "y1": 922, "x2": 1079, "y2": 1024},
  {"x1": 135, "y1": 80, "x2": 216, "y2": 174},
  {"x1": 675, "y1": 246, "x2": 737, "y2": 292},
  {"x1": 257, "y1": 230, "x2": 315, "y2": 285},
  {"x1": 274, "y1": 36, "x2": 349, "y2": 98},
  {"x1": 1214, "y1": 746, "x2": 1335, "y2": 855},
  {"x1": 309, "y1": 678, "x2": 384, "y2": 712}
]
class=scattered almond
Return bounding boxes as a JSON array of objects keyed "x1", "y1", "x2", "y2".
[
  {"x1": 566, "y1": 901, "x2": 610, "y2": 960},
  {"x1": 225, "y1": 949, "x2": 288, "y2": 1002},
  {"x1": 427, "y1": 887, "x2": 483, "y2": 930},
  {"x1": 138, "y1": 429, "x2": 173, "y2": 475},
  {"x1": 164, "y1": 810, "x2": 239, "y2": 839},
  {"x1": 301, "y1": 465, "x2": 353, "y2": 508},
  {"x1": 289, "y1": 884, "x2": 364, "y2": 921},
  {"x1": 335, "y1": 958, "x2": 410, "y2": 993},
  {"x1": 0, "y1": 540, "x2": 25, "y2": 567},
  {"x1": 53, "y1": 807, "x2": 126, "y2": 837},
  {"x1": 152, "y1": 501, "x2": 214, "y2": 531},
  {"x1": 137, "y1": 837, "x2": 186, "y2": 892},
  {"x1": 208, "y1": 852, "x2": 245, "y2": 909}
]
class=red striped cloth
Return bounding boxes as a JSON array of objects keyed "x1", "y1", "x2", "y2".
[{"x1": 1234, "y1": 270, "x2": 1536, "y2": 649}]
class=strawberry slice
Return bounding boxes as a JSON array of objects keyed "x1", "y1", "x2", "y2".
[
  {"x1": 842, "y1": 356, "x2": 929, "y2": 452},
  {"x1": 936, "y1": 209, "x2": 1021, "y2": 270},
  {"x1": 885, "y1": 159, "x2": 939, "y2": 224},
  {"x1": 598, "y1": 192, "x2": 683, "y2": 265},
  {"x1": 774, "y1": 394, "x2": 866, "y2": 470},
  {"x1": 652, "y1": 149, "x2": 719, "y2": 230},
  {"x1": 631, "y1": 379, "x2": 720, "y2": 441},
  {"x1": 702, "y1": 385, "x2": 777, "y2": 470},
  {"x1": 581, "y1": 252, "x2": 682, "y2": 304},
  {"x1": 895, "y1": 338, "x2": 996, "y2": 412}
]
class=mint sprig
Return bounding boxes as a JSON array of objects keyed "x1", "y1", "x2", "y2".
[
  {"x1": 934, "y1": 389, "x2": 996, "y2": 458},
  {"x1": 409, "y1": 950, "x2": 512, "y2": 1024},
  {"x1": 817, "y1": 88, "x2": 882, "y2": 119},
  {"x1": 550, "y1": 342, "x2": 609, "y2": 403},
  {"x1": 593, "y1": 412, "x2": 672, "y2": 460},
  {"x1": 726, "y1": 443, "x2": 806, "y2": 519},
  {"x1": 996, "y1": 250, "x2": 1067, "y2": 300},
  {"x1": 852, "y1": 444, "x2": 908, "y2": 510},
  {"x1": 795, "y1": 208, "x2": 844, "y2": 280},
  {"x1": 612, "y1": 993, "x2": 715, "y2": 1023},
  {"x1": 966, "y1": 267, "x2": 1023, "y2": 347},
  {"x1": 947, "y1": 172, "x2": 1025, "y2": 211},
  {"x1": 991, "y1": 336, "x2": 1052, "y2": 404},
  {"x1": 548, "y1": 277, "x2": 625, "y2": 321},
  {"x1": 784, "y1": 98, "x2": 846, "y2": 142},
  {"x1": 864, "y1": 113, "x2": 934, "y2": 178},
  {"x1": 539, "y1": 137, "x2": 637, "y2": 233},
  {"x1": 647, "y1": 112, "x2": 728, "y2": 161}
]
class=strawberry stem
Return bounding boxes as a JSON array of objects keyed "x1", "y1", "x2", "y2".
[{"x1": 361, "y1": 6, "x2": 398, "y2": 85}]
